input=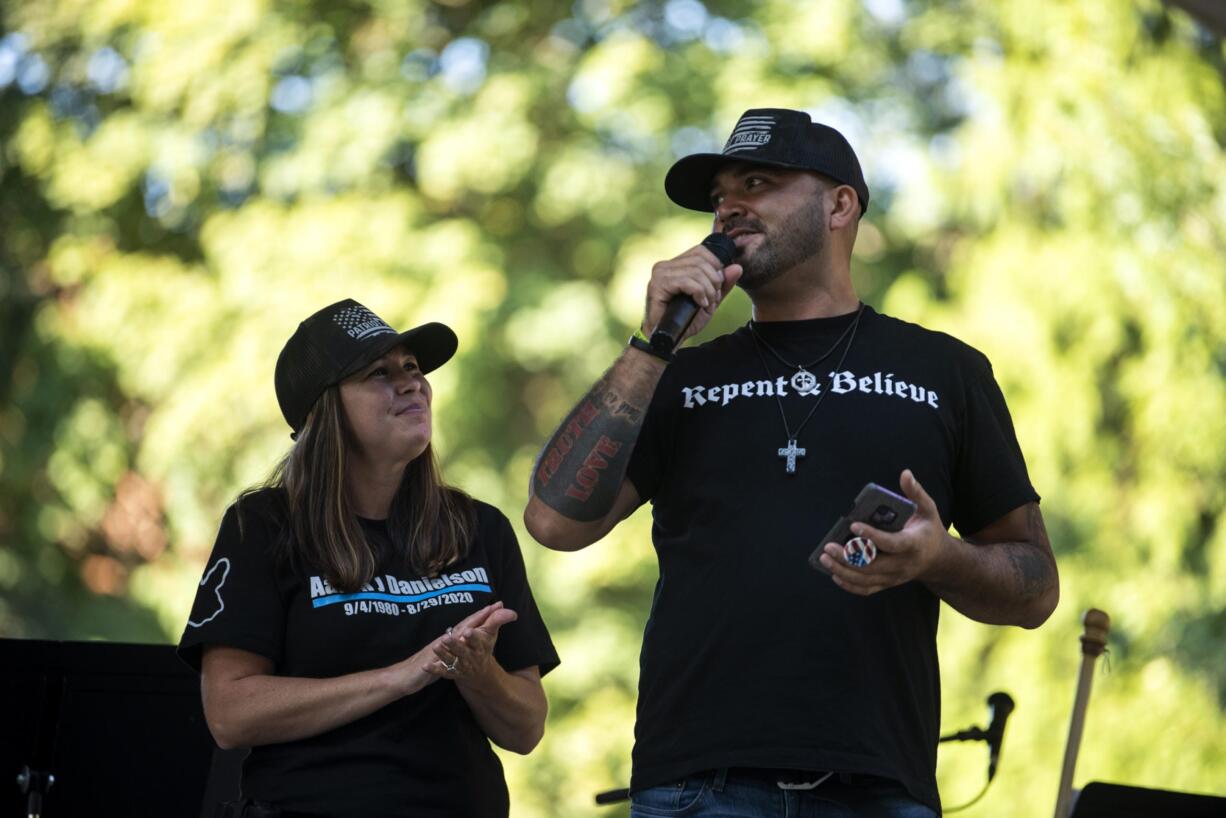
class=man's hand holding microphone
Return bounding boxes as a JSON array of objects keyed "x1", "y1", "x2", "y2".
[
  {"x1": 641, "y1": 233, "x2": 742, "y2": 356},
  {"x1": 524, "y1": 232, "x2": 743, "y2": 546}
]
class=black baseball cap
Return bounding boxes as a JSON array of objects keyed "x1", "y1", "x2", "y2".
[
  {"x1": 274, "y1": 299, "x2": 458, "y2": 434},
  {"x1": 664, "y1": 108, "x2": 870, "y2": 217}
]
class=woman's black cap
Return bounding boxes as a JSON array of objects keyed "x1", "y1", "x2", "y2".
[{"x1": 274, "y1": 299, "x2": 457, "y2": 434}]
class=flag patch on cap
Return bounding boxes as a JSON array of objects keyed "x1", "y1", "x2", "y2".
[
  {"x1": 333, "y1": 304, "x2": 395, "y2": 340},
  {"x1": 723, "y1": 114, "x2": 776, "y2": 154}
]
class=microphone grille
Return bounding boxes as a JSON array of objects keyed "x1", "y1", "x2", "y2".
[{"x1": 701, "y1": 232, "x2": 737, "y2": 266}]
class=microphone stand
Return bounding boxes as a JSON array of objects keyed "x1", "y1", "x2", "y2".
[
  {"x1": 16, "y1": 765, "x2": 55, "y2": 818},
  {"x1": 1053, "y1": 608, "x2": 1110, "y2": 818},
  {"x1": 937, "y1": 692, "x2": 1011, "y2": 812}
]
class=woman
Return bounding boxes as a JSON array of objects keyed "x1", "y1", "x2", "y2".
[{"x1": 179, "y1": 299, "x2": 558, "y2": 818}]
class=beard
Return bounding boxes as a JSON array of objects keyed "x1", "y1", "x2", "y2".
[{"x1": 729, "y1": 201, "x2": 826, "y2": 292}]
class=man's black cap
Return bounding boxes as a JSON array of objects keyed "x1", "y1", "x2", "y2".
[
  {"x1": 665, "y1": 108, "x2": 869, "y2": 217},
  {"x1": 274, "y1": 299, "x2": 457, "y2": 434}
]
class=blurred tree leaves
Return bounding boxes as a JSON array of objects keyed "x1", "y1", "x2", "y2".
[{"x1": 1, "y1": 0, "x2": 1225, "y2": 815}]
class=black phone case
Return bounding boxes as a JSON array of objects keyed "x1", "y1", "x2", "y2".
[{"x1": 808, "y1": 483, "x2": 916, "y2": 573}]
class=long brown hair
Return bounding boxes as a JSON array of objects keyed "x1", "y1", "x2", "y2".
[{"x1": 260, "y1": 386, "x2": 475, "y2": 592}]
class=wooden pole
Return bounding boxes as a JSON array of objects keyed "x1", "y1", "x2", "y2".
[{"x1": 1053, "y1": 608, "x2": 1110, "y2": 818}]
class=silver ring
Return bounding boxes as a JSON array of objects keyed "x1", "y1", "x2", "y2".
[{"x1": 443, "y1": 658, "x2": 458, "y2": 673}]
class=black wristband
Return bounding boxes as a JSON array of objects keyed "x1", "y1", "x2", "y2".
[{"x1": 629, "y1": 332, "x2": 672, "y2": 362}]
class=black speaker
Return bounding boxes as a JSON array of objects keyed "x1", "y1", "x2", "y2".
[
  {"x1": 0, "y1": 638, "x2": 242, "y2": 818},
  {"x1": 1071, "y1": 781, "x2": 1226, "y2": 818}
]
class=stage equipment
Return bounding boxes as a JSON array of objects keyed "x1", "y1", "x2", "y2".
[
  {"x1": 0, "y1": 638, "x2": 242, "y2": 818},
  {"x1": 1068, "y1": 781, "x2": 1226, "y2": 817},
  {"x1": 937, "y1": 690, "x2": 1015, "y2": 811},
  {"x1": 1052, "y1": 609, "x2": 1110, "y2": 818}
]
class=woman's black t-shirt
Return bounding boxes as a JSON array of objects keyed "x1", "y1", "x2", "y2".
[{"x1": 178, "y1": 489, "x2": 558, "y2": 818}]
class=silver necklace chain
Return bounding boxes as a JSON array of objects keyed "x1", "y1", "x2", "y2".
[
  {"x1": 749, "y1": 304, "x2": 865, "y2": 474},
  {"x1": 748, "y1": 305, "x2": 861, "y2": 371}
]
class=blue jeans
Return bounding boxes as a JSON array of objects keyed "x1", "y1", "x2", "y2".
[{"x1": 629, "y1": 769, "x2": 938, "y2": 818}]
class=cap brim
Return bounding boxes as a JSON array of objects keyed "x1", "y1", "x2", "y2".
[
  {"x1": 397, "y1": 322, "x2": 458, "y2": 375},
  {"x1": 665, "y1": 153, "x2": 813, "y2": 212},
  {"x1": 337, "y1": 321, "x2": 459, "y2": 382}
]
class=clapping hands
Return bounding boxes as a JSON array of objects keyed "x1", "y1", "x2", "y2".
[{"x1": 426, "y1": 602, "x2": 518, "y2": 685}]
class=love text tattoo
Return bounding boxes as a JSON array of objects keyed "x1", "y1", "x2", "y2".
[{"x1": 533, "y1": 379, "x2": 647, "y2": 521}]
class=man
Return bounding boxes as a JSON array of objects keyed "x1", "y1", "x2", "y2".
[{"x1": 524, "y1": 108, "x2": 1058, "y2": 817}]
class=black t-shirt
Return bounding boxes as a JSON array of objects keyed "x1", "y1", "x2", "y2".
[
  {"x1": 178, "y1": 489, "x2": 559, "y2": 818},
  {"x1": 625, "y1": 306, "x2": 1038, "y2": 811}
]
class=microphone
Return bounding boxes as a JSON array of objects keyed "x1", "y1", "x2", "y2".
[
  {"x1": 985, "y1": 691, "x2": 1015, "y2": 781},
  {"x1": 649, "y1": 232, "x2": 737, "y2": 355}
]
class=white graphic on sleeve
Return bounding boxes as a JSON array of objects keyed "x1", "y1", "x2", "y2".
[
  {"x1": 680, "y1": 369, "x2": 941, "y2": 410},
  {"x1": 187, "y1": 558, "x2": 231, "y2": 628},
  {"x1": 310, "y1": 567, "x2": 494, "y2": 617}
]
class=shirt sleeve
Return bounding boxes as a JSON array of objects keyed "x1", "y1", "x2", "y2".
[
  {"x1": 625, "y1": 358, "x2": 680, "y2": 503},
  {"x1": 177, "y1": 497, "x2": 287, "y2": 673},
  {"x1": 484, "y1": 507, "x2": 560, "y2": 677},
  {"x1": 950, "y1": 352, "x2": 1040, "y2": 536}
]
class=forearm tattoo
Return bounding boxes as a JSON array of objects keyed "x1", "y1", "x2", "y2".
[
  {"x1": 962, "y1": 504, "x2": 1056, "y2": 605},
  {"x1": 1007, "y1": 504, "x2": 1056, "y2": 598},
  {"x1": 533, "y1": 378, "x2": 646, "y2": 522}
]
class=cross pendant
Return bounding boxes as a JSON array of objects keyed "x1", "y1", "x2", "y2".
[{"x1": 777, "y1": 438, "x2": 806, "y2": 474}]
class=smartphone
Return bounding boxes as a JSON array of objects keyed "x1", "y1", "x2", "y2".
[{"x1": 808, "y1": 482, "x2": 916, "y2": 573}]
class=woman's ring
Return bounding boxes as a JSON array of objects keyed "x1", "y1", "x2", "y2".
[{"x1": 443, "y1": 658, "x2": 459, "y2": 673}]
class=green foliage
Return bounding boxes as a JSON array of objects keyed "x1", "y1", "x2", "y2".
[{"x1": 2, "y1": 0, "x2": 1224, "y2": 814}]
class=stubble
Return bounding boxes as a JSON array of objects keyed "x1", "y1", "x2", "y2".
[{"x1": 734, "y1": 197, "x2": 827, "y2": 292}]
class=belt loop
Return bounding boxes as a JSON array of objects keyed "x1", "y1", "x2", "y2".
[{"x1": 712, "y1": 768, "x2": 729, "y2": 792}]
